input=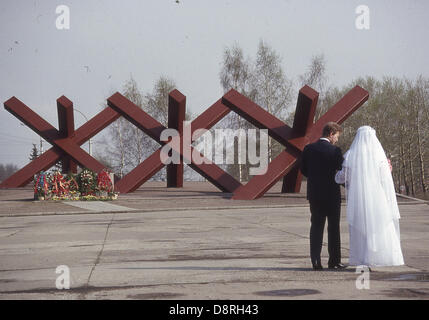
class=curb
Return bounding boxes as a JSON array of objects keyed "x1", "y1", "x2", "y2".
[
  {"x1": 396, "y1": 193, "x2": 429, "y2": 204},
  {"x1": 0, "y1": 204, "x2": 309, "y2": 218},
  {"x1": 0, "y1": 200, "x2": 425, "y2": 218}
]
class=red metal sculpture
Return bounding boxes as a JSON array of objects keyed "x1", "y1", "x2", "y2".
[
  {"x1": 0, "y1": 96, "x2": 119, "y2": 188},
  {"x1": 0, "y1": 84, "x2": 368, "y2": 200},
  {"x1": 222, "y1": 85, "x2": 369, "y2": 199}
]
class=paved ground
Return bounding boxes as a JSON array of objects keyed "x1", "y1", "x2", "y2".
[{"x1": 0, "y1": 182, "x2": 428, "y2": 300}]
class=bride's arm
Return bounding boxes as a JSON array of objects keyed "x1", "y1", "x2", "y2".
[
  {"x1": 379, "y1": 159, "x2": 393, "y2": 200},
  {"x1": 335, "y1": 167, "x2": 346, "y2": 184},
  {"x1": 379, "y1": 158, "x2": 401, "y2": 219}
]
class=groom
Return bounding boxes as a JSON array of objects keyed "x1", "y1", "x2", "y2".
[{"x1": 301, "y1": 122, "x2": 345, "y2": 270}]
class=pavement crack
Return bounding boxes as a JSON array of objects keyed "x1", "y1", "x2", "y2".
[
  {"x1": 5, "y1": 230, "x2": 20, "y2": 238},
  {"x1": 79, "y1": 213, "x2": 115, "y2": 299}
]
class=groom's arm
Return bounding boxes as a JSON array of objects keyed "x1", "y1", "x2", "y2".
[
  {"x1": 300, "y1": 146, "x2": 309, "y2": 177},
  {"x1": 334, "y1": 147, "x2": 345, "y2": 187},
  {"x1": 334, "y1": 147, "x2": 344, "y2": 171}
]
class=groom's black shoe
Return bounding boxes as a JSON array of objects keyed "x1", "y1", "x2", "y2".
[
  {"x1": 312, "y1": 264, "x2": 323, "y2": 270},
  {"x1": 328, "y1": 263, "x2": 347, "y2": 270}
]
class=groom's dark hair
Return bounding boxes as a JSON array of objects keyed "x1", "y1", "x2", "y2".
[{"x1": 322, "y1": 122, "x2": 342, "y2": 137}]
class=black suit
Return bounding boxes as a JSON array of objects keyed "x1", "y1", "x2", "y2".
[{"x1": 300, "y1": 139, "x2": 344, "y2": 267}]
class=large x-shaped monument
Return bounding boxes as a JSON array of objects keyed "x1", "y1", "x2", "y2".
[{"x1": 0, "y1": 85, "x2": 368, "y2": 200}]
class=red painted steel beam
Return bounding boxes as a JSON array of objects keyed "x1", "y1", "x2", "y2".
[
  {"x1": 107, "y1": 93, "x2": 165, "y2": 142},
  {"x1": 117, "y1": 149, "x2": 166, "y2": 193},
  {"x1": 57, "y1": 95, "x2": 77, "y2": 174},
  {"x1": 73, "y1": 107, "x2": 120, "y2": 144},
  {"x1": 0, "y1": 148, "x2": 64, "y2": 188},
  {"x1": 282, "y1": 85, "x2": 319, "y2": 193},
  {"x1": 309, "y1": 85, "x2": 369, "y2": 140},
  {"x1": 189, "y1": 99, "x2": 231, "y2": 141},
  {"x1": 290, "y1": 85, "x2": 319, "y2": 136},
  {"x1": 232, "y1": 148, "x2": 301, "y2": 200},
  {"x1": 167, "y1": 90, "x2": 186, "y2": 188},
  {"x1": 222, "y1": 89, "x2": 294, "y2": 148},
  {"x1": 108, "y1": 92, "x2": 241, "y2": 194},
  {"x1": 222, "y1": 89, "x2": 310, "y2": 153}
]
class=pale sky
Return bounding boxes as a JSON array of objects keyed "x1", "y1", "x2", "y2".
[{"x1": 1, "y1": 0, "x2": 428, "y2": 168}]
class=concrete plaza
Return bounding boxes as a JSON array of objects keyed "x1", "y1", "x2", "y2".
[{"x1": 0, "y1": 182, "x2": 428, "y2": 300}]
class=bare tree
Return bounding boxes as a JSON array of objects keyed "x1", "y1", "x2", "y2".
[
  {"x1": 143, "y1": 76, "x2": 177, "y2": 181},
  {"x1": 299, "y1": 54, "x2": 329, "y2": 121},
  {"x1": 218, "y1": 41, "x2": 294, "y2": 181},
  {"x1": 220, "y1": 42, "x2": 253, "y2": 98},
  {"x1": 252, "y1": 39, "x2": 294, "y2": 125},
  {"x1": 218, "y1": 43, "x2": 254, "y2": 182},
  {"x1": 299, "y1": 54, "x2": 327, "y2": 92},
  {"x1": 104, "y1": 76, "x2": 147, "y2": 178},
  {"x1": 333, "y1": 75, "x2": 429, "y2": 199},
  {"x1": 0, "y1": 163, "x2": 19, "y2": 182},
  {"x1": 251, "y1": 40, "x2": 294, "y2": 167},
  {"x1": 413, "y1": 76, "x2": 428, "y2": 195},
  {"x1": 146, "y1": 76, "x2": 176, "y2": 126}
]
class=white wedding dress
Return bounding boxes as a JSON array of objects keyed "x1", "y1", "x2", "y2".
[{"x1": 335, "y1": 126, "x2": 404, "y2": 267}]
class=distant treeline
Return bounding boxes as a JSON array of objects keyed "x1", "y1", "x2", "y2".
[
  {"x1": 322, "y1": 76, "x2": 429, "y2": 200},
  {"x1": 0, "y1": 163, "x2": 19, "y2": 182}
]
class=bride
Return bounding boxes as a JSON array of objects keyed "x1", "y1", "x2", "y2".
[{"x1": 335, "y1": 126, "x2": 404, "y2": 267}]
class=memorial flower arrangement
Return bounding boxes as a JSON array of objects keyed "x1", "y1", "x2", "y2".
[
  {"x1": 96, "y1": 169, "x2": 118, "y2": 200},
  {"x1": 65, "y1": 172, "x2": 80, "y2": 200},
  {"x1": 50, "y1": 171, "x2": 68, "y2": 199},
  {"x1": 33, "y1": 169, "x2": 117, "y2": 201},
  {"x1": 77, "y1": 168, "x2": 97, "y2": 196},
  {"x1": 34, "y1": 171, "x2": 51, "y2": 200}
]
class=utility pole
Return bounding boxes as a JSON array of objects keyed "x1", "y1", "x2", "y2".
[
  {"x1": 74, "y1": 109, "x2": 91, "y2": 156},
  {"x1": 39, "y1": 137, "x2": 43, "y2": 154}
]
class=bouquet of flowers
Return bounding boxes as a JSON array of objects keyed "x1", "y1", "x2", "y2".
[
  {"x1": 34, "y1": 171, "x2": 51, "y2": 200},
  {"x1": 96, "y1": 169, "x2": 118, "y2": 200},
  {"x1": 97, "y1": 169, "x2": 113, "y2": 193},
  {"x1": 50, "y1": 171, "x2": 68, "y2": 199},
  {"x1": 77, "y1": 168, "x2": 97, "y2": 196},
  {"x1": 65, "y1": 172, "x2": 80, "y2": 200}
]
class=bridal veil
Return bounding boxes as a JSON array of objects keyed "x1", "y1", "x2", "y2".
[{"x1": 338, "y1": 126, "x2": 404, "y2": 266}]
